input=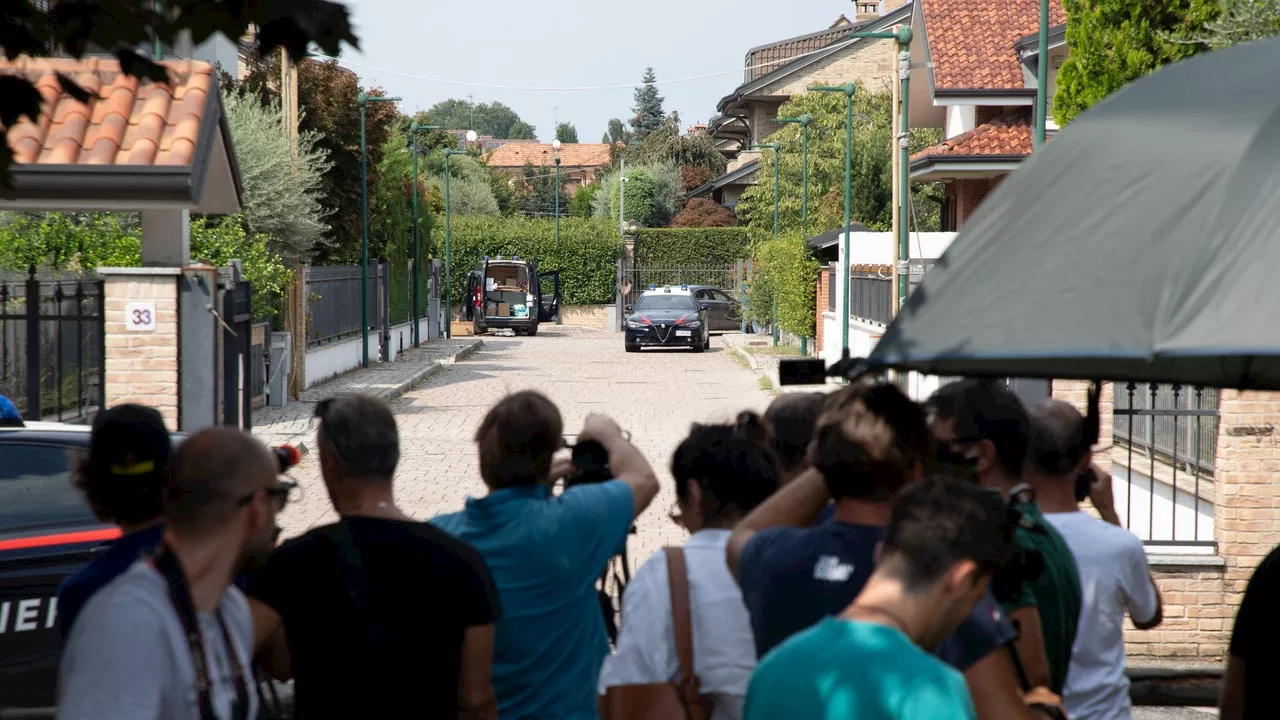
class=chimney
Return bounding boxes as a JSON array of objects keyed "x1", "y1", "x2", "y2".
[{"x1": 854, "y1": 1, "x2": 880, "y2": 21}]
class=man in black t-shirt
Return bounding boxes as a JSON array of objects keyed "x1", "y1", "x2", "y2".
[
  {"x1": 1222, "y1": 545, "x2": 1280, "y2": 720},
  {"x1": 248, "y1": 395, "x2": 501, "y2": 719}
]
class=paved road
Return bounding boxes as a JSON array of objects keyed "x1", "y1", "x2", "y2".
[{"x1": 274, "y1": 326, "x2": 771, "y2": 562}]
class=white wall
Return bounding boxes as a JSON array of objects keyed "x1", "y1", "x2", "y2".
[
  {"x1": 844, "y1": 231, "x2": 958, "y2": 265},
  {"x1": 1111, "y1": 463, "x2": 1215, "y2": 554},
  {"x1": 303, "y1": 317, "x2": 432, "y2": 388},
  {"x1": 945, "y1": 106, "x2": 976, "y2": 140}
]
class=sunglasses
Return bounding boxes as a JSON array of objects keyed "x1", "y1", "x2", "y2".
[{"x1": 235, "y1": 480, "x2": 301, "y2": 510}]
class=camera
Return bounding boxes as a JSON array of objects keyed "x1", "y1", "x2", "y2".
[
  {"x1": 567, "y1": 440, "x2": 613, "y2": 487},
  {"x1": 778, "y1": 348, "x2": 874, "y2": 386}
]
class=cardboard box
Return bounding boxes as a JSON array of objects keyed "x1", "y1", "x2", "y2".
[{"x1": 496, "y1": 302, "x2": 510, "y2": 317}]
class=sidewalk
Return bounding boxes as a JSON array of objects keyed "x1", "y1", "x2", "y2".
[
  {"x1": 721, "y1": 333, "x2": 828, "y2": 394},
  {"x1": 253, "y1": 336, "x2": 483, "y2": 447}
]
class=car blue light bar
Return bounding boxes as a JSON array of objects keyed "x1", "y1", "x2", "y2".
[
  {"x1": 648, "y1": 284, "x2": 656, "y2": 290},
  {"x1": 680, "y1": 284, "x2": 688, "y2": 290}
]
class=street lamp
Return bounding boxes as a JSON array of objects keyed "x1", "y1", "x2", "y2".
[
  {"x1": 442, "y1": 130, "x2": 479, "y2": 339},
  {"x1": 552, "y1": 138, "x2": 562, "y2": 325},
  {"x1": 409, "y1": 122, "x2": 441, "y2": 347},
  {"x1": 777, "y1": 115, "x2": 811, "y2": 238},
  {"x1": 358, "y1": 91, "x2": 401, "y2": 368},
  {"x1": 755, "y1": 141, "x2": 781, "y2": 346},
  {"x1": 812, "y1": 82, "x2": 856, "y2": 356},
  {"x1": 1035, "y1": 0, "x2": 1048, "y2": 148}
]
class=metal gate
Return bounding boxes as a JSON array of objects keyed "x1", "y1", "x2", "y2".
[
  {"x1": 616, "y1": 261, "x2": 743, "y2": 330},
  {"x1": 0, "y1": 269, "x2": 105, "y2": 423},
  {"x1": 221, "y1": 277, "x2": 255, "y2": 431}
]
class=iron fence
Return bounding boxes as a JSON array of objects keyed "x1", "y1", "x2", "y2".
[
  {"x1": 0, "y1": 269, "x2": 105, "y2": 423},
  {"x1": 618, "y1": 266, "x2": 738, "y2": 315},
  {"x1": 306, "y1": 263, "x2": 388, "y2": 346},
  {"x1": 1114, "y1": 382, "x2": 1219, "y2": 547},
  {"x1": 850, "y1": 271, "x2": 893, "y2": 325}
]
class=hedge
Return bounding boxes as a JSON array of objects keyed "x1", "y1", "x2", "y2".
[
  {"x1": 745, "y1": 232, "x2": 819, "y2": 338},
  {"x1": 429, "y1": 216, "x2": 622, "y2": 307},
  {"x1": 632, "y1": 227, "x2": 749, "y2": 269}
]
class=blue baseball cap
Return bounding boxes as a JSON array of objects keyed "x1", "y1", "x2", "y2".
[{"x1": 0, "y1": 395, "x2": 23, "y2": 427}]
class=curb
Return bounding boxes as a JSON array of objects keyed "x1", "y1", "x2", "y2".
[{"x1": 380, "y1": 338, "x2": 483, "y2": 400}]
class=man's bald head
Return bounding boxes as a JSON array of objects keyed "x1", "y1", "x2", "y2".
[
  {"x1": 1028, "y1": 399, "x2": 1087, "y2": 477},
  {"x1": 165, "y1": 427, "x2": 276, "y2": 537}
]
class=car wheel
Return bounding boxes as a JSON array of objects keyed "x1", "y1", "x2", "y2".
[
  {"x1": 625, "y1": 343, "x2": 639, "y2": 353},
  {"x1": 692, "y1": 338, "x2": 705, "y2": 353},
  {"x1": 526, "y1": 324, "x2": 538, "y2": 337},
  {"x1": 704, "y1": 334, "x2": 711, "y2": 350}
]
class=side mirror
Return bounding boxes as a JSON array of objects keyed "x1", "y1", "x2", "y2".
[
  {"x1": 624, "y1": 304, "x2": 633, "y2": 313},
  {"x1": 699, "y1": 302, "x2": 710, "y2": 310}
]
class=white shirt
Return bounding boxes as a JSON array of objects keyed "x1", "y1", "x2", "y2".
[
  {"x1": 1045, "y1": 511, "x2": 1159, "y2": 720},
  {"x1": 598, "y1": 529, "x2": 756, "y2": 720}
]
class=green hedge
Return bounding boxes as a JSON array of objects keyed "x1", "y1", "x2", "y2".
[
  {"x1": 429, "y1": 216, "x2": 622, "y2": 306},
  {"x1": 746, "y1": 232, "x2": 819, "y2": 338},
  {"x1": 632, "y1": 227, "x2": 749, "y2": 268}
]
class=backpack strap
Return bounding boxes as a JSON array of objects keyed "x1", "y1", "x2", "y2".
[{"x1": 664, "y1": 547, "x2": 704, "y2": 720}]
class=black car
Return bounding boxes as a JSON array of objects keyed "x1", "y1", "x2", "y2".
[
  {"x1": 624, "y1": 287, "x2": 711, "y2": 353},
  {"x1": 688, "y1": 285, "x2": 743, "y2": 332},
  {"x1": 463, "y1": 257, "x2": 561, "y2": 336},
  {"x1": 0, "y1": 423, "x2": 182, "y2": 713}
]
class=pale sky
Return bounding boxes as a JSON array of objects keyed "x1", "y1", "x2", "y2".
[{"x1": 334, "y1": 0, "x2": 851, "y2": 141}]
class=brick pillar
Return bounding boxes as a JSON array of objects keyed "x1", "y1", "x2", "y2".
[
  {"x1": 815, "y1": 262, "x2": 833, "y2": 354},
  {"x1": 101, "y1": 269, "x2": 180, "y2": 430}
]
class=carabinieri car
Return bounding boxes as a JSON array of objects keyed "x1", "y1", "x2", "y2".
[{"x1": 624, "y1": 286, "x2": 711, "y2": 353}]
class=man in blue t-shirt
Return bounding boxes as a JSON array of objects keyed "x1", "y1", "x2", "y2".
[
  {"x1": 745, "y1": 476, "x2": 1010, "y2": 720},
  {"x1": 432, "y1": 391, "x2": 660, "y2": 720},
  {"x1": 57, "y1": 404, "x2": 171, "y2": 636},
  {"x1": 729, "y1": 382, "x2": 1063, "y2": 720}
]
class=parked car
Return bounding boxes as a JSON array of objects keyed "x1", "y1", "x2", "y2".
[
  {"x1": 624, "y1": 286, "x2": 711, "y2": 353},
  {"x1": 0, "y1": 422, "x2": 182, "y2": 713},
  {"x1": 688, "y1": 285, "x2": 743, "y2": 332},
  {"x1": 463, "y1": 257, "x2": 561, "y2": 336}
]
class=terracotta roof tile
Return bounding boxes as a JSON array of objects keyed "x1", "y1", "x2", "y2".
[
  {"x1": 744, "y1": 16, "x2": 861, "y2": 83},
  {"x1": 910, "y1": 112, "x2": 1033, "y2": 161},
  {"x1": 0, "y1": 57, "x2": 215, "y2": 167},
  {"x1": 921, "y1": 0, "x2": 1065, "y2": 91},
  {"x1": 486, "y1": 143, "x2": 612, "y2": 169}
]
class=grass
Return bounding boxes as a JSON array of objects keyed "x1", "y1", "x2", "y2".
[
  {"x1": 728, "y1": 348, "x2": 751, "y2": 370},
  {"x1": 758, "y1": 375, "x2": 774, "y2": 394},
  {"x1": 747, "y1": 345, "x2": 803, "y2": 357}
]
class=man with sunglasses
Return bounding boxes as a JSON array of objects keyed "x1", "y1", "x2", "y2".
[
  {"x1": 59, "y1": 427, "x2": 287, "y2": 720},
  {"x1": 248, "y1": 394, "x2": 501, "y2": 719}
]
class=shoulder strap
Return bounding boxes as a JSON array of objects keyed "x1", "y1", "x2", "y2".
[{"x1": 664, "y1": 547, "x2": 703, "y2": 716}]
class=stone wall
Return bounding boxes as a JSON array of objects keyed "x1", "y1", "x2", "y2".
[
  {"x1": 102, "y1": 270, "x2": 179, "y2": 430},
  {"x1": 766, "y1": 37, "x2": 896, "y2": 98},
  {"x1": 559, "y1": 304, "x2": 610, "y2": 330}
]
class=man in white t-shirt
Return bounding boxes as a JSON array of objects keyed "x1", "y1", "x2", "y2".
[{"x1": 1027, "y1": 399, "x2": 1163, "y2": 720}]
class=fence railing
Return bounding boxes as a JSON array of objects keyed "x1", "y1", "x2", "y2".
[
  {"x1": 306, "y1": 263, "x2": 388, "y2": 346},
  {"x1": 1114, "y1": 382, "x2": 1219, "y2": 548},
  {"x1": 850, "y1": 270, "x2": 893, "y2": 325},
  {"x1": 618, "y1": 266, "x2": 739, "y2": 314},
  {"x1": 0, "y1": 269, "x2": 105, "y2": 423}
]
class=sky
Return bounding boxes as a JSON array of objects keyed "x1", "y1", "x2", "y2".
[{"x1": 333, "y1": 0, "x2": 852, "y2": 142}]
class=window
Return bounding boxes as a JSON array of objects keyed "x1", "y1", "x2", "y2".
[
  {"x1": 711, "y1": 290, "x2": 736, "y2": 303},
  {"x1": 634, "y1": 295, "x2": 698, "y2": 312},
  {"x1": 0, "y1": 444, "x2": 95, "y2": 534}
]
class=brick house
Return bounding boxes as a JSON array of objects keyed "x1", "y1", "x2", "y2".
[
  {"x1": 691, "y1": 1, "x2": 911, "y2": 210},
  {"x1": 485, "y1": 142, "x2": 612, "y2": 197}
]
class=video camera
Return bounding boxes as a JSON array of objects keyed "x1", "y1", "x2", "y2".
[
  {"x1": 272, "y1": 444, "x2": 306, "y2": 474},
  {"x1": 778, "y1": 348, "x2": 873, "y2": 386}
]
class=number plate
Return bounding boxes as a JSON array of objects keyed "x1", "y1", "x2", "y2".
[
  {"x1": 125, "y1": 302, "x2": 156, "y2": 332},
  {"x1": 675, "y1": 330, "x2": 692, "y2": 337}
]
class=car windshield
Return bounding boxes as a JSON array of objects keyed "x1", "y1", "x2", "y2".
[{"x1": 634, "y1": 295, "x2": 697, "y2": 312}]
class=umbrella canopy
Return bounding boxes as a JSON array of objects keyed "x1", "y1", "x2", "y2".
[{"x1": 865, "y1": 36, "x2": 1280, "y2": 390}]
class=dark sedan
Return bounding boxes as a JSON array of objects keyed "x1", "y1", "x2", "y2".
[
  {"x1": 624, "y1": 288, "x2": 711, "y2": 353},
  {"x1": 688, "y1": 285, "x2": 743, "y2": 332}
]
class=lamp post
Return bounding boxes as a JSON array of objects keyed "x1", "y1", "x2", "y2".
[
  {"x1": 1034, "y1": 0, "x2": 1048, "y2": 148},
  {"x1": 812, "y1": 83, "x2": 856, "y2": 355},
  {"x1": 755, "y1": 142, "x2": 781, "y2": 346},
  {"x1": 442, "y1": 130, "x2": 479, "y2": 339},
  {"x1": 408, "y1": 122, "x2": 441, "y2": 347},
  {"x1": 358, "y1": 91, "x2": 401, "y2": 368},
  {"x1": 776, "y1": 115, "x2": 811, "y2": 238},
  {"x1": 552, "y1": 138, "x2": 562, "y2": 325}
]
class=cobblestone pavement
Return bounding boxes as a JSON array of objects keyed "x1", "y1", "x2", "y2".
[{"x1": 263, "y1": 326, "x2": 771, "y2": 562}]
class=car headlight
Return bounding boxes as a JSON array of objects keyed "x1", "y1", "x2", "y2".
[
  {"x1": 626, "y1": 321, "x2": 645, "y2": 329},
  {"x1": 682, "y1": 320, "x2": 702, "y2": 329}
]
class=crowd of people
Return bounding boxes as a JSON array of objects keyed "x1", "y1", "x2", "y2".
[{"x1": 55, "y1": 373, "x2": 1274, "y2": 719}]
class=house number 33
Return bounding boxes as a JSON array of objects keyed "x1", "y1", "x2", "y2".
[{"x1": 125, "y1": 302, "x2": 157, "y2": 332}]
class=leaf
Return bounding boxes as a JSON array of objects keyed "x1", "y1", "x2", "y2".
[
  {"x1": 55, "y1": 73, "x2": 93, "y2": 104},
  {"x1": 115, "y1": 49, "x2": 171, "y2": 85},
  {"x1": 0, "y1": 77, "x2": 44, "y2": 128}
]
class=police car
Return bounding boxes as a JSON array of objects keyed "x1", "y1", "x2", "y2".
[{"x1": 623, "y1": 285, "x2": 712, "y2": 353}]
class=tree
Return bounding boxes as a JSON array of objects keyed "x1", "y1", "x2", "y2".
[
  {"x1": 1201, "y1": 0, "x2": 1280, "y2": 48},
  {"x1": 592, "y1": 162, "x2": 682, "y2": 227},
  {"x1": 669, "y1": 198, "x2": 737, "y2": 228},
  {"x1": 239, "y1": 56, "x2": 400, "y2": 264},
  {"x1": 627, "y1": 112, "x2": 727, "y2": 180},
  {"x1": 555, "y1": 122, "x2": 579, "y2": 144},
  {"x1": 426, "y1": 155, "x2": 500, "y2": 216},
  {"x1": 569, "y1": 182, "x2": 599, "y2": 219},
  {"x1": 630, "y1": 67, "x2": 665, "y2": 140},
  {"x1": 604, "y1": 118, "x2": 631, "y2": 146},
  {"x1": 511, "y1": 162, "x2": 564, "y2": 218},
  {"x1": 1, "y1": 0, "x2": 356, "y2": 179},
  {"x1": 415, "y1": 99, "x2": 537, "y2": 139},
  {"x1": 220, "y1": 89, "x2": 332, "y2": 263},
  {"x1": 1054, "y1": 0, "x2": 1218, "y2": 124}
]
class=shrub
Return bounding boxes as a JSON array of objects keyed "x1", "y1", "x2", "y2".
[
  {"x1": 746, "y1": 232, "x2": 819, "y2": 338},
  {"x1": 669, "y1": 198, "x2": 737, "y2": 228},
  {"x1": 632, "y1": 227, "x2": 749, "y2": 268}
]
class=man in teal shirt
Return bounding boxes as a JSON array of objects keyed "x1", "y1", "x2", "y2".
[
  {"x1": 745, "y1": 475, "x2": 1009, "y2": 720},
  {"x1": 432, "y1": 391, "x2": 659, "y2": 720}
]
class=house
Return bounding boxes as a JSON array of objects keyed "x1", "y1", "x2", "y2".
[
  {"x1": 485, "y1": 143, "x2": 612, "y2": 197},
  {"x1": 690, "y1": 1, "x2": 912, "y2": 211},
  {"x1": 905, "y1": 0, "x2": 1066, "y2": 229}
]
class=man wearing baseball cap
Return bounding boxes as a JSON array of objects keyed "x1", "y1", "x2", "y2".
[{"x1": 57, "y1": 403, "x2": 172, "y2": 635}]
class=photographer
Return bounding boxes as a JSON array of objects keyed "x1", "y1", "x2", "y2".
[
  {"x1": 432, "y1": 391, "x2": 659, "y2": 720},
  {"x1": 1029, "y1": 399, "x2": 1162, "y2": 720},
  {"x1": 763, "y1": 392, "x2": 826, "y2": 485},
  {"x1": 248, "y1": 394, "x2": 501, "y2": 719},
  {"x1": 58, "y1": 428, "x2": 289, "y2": 720},
  {"x1": 927, "y1": 380, "x2": 1081, "y2": 699}
]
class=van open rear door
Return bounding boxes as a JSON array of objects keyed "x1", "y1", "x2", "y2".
[{"x1": 537, "y1": 270, "x2": 561, "y2": 322}]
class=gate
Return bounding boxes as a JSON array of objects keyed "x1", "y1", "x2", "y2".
[
  {"x1": 616, "y1": 263, "x2": 741, "y2": 329},
  {"x1": 0, "y1": 269, "x2": 105, "y2": 423},
  {"x1": 221, "y1": 276, "x2": 255, "y2": 431}
]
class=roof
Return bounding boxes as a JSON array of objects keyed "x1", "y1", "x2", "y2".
[
  {"x1": 0, "y1": 57, "x2": 241, "y2": 212},
  {"x1": 743, "y1": 15, "x2": 861, "y2": 84},
  {"x1": 687, "y1": 159, "x2": 759, "y2": 198},
  {"x1": 909, "y1": 112, "x2": 1033, "y2": 163},
  {"x1": 486, "y1": 142, "x2": 611, "y2": 169},
  {"x1": 920, "y1": 0, "x2": 1066, "y2": 91}
]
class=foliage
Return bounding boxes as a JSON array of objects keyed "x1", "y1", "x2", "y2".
[
  {"x1": 220, "y1": 88, "x2": 332, "y2": 264},
  {"x1": 1054, "y1": 0, "x2": 1218, "y2": 125},
  {"x1": 555, "y1": 122, "x2": 579, "y2": 144},
  {"x1": 630, "y1": 67, "x2": 665, "y2": 141},
  {"x1": 238, "y1": 57, "x2": 401, "y2": 264},
  {"x1": 603, "y1": 118, "x2": 632, "y2": 146},
  {"x1": 1200, "y1": 0, "x2": 1280, "y2": 48},
  {"x1": 0, "y1": 0, "x2": 356, "y2": 179},
  {"x1": 592, "y1": 162, "x2": 683, "y2": 228},
  {"x1": 414, "y1": 99, "x2": 537, "y2": 139},
  {"x1": 429, "y1": 216, "x2": 622, "y2": 306},
  {"x1": 569, "y1": 182, "x2": 600, "y2": 219},
  {"x1": 669, "y1": 198, "x2": 738, "y2": 228},
  {"x1": 682, "y1": 165, "x2": 713, "y2": 193},
  {"x1": 510, "y1": 162, "x2": 566, "y2": 218},
  {"x1": 370, "y1": 124, "x2": 416, "y2": 261},
  {"x1": 746, "y1": 232, "x2": 819, "y2": 338},
  {"x1": 626, "y1": 112, "x2": 727, "y2": 180},
  {"x1": 422, "y1": 154, "x2": 500, "y2": 216},
  {"x1": 736, "y1": 89, "x2": 943, "y2": 240},
  {"x1": 0, "y1": 213, "x2": 289, "y2": 322},
  {"x1": 632, "y1": 228, "x2": 749, "y2": 267}
]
